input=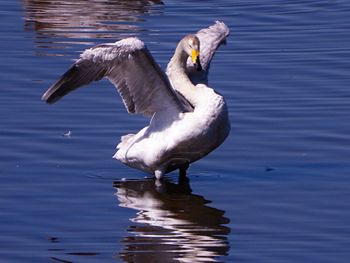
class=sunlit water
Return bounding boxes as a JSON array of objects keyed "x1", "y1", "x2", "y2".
[{"x1": 1, "y1": 0, "x2": 350, "y2": 262}]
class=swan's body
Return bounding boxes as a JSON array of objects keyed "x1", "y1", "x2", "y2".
[{"x1": 42, "y1": 21, "x2": 230, "y2": 178}]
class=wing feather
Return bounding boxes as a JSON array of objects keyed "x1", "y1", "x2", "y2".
[
  {"x1": 42, "y1": 38, "x2": 188, "y2": 116},
  {"x1": 187, "y1": 21, "x2": 230, "y2": 84}
]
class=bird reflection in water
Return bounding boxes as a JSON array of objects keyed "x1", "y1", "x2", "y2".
[
  {"x1": 21, "y1": 0, "x2": 164, "y2": 55},
  {"x1": 114, "y1": 177, "x2": 230, "y2": 262}
]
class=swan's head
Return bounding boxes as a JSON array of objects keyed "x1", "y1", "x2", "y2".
[{"x1": 183, "y1": 35, "x2": 202, "y2": 71}]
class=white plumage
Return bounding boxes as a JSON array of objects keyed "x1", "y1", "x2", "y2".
[{"x1": 42, "y1": 21, "x2": 230, "y2": 178}]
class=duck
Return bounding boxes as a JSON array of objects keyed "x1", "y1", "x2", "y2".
[{"x1": 42, "y1": 21, "x2": 230, "y2": 179}]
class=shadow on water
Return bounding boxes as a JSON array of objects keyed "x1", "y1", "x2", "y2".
[
  {"x1": 114, "y1": 177, "x2": 230, "y2": 262},
  {"x1": 21, "y1": 0, "x2": 164, "y2": 55}
]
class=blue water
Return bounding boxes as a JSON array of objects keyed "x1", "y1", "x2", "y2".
[{"x1": 1, "y1": 0, "x2": 350, "y2": 262}]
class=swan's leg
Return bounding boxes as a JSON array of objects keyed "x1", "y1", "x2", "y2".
[
  {"x1": 179, "y1": 162, "x2": 189, "y2": 179},
  {"x1": 154, "y1": 170, "x2": 163, "y2": 180}
]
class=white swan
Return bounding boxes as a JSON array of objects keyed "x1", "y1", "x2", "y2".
[{"x1": 42, "y1": 21, "x2": 230, "y2": 179}]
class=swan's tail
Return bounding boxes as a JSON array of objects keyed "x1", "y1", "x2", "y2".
[
  {"x1": 114, "y1": 133, "x2": 135, "y2": 161},
  {"x1": 116, "y1": 134, "x2": 135, "y2": 150}
]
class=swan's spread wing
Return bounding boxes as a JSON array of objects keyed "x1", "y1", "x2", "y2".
[
  {"x1": 196, "y1": 21, "x2": 230, "y2": 70},
  {"x1": 42, "y1": 37, "x2": 187, "y2": 116},
  {"x1": 187, "y1": 21, "x2": 230, "y2": 84}
]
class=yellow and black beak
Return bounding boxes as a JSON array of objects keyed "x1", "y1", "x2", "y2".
[{"x1": 191, "y1": 49, "x2": 202, "y2": 71}]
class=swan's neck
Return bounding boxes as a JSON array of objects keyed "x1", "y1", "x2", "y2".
[{"x1": 167, "y1": 42, "x2": 198, "y2": 106}]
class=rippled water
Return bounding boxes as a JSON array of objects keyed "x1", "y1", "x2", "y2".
[{"x1": 1, "y1": 0, "x2": 350, "y2": 262}]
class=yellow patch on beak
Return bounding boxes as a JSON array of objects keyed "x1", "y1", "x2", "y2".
[{"x1": 191, "y1": 49, "x2": 199, "y2": 64}]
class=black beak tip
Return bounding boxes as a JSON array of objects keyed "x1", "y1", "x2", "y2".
[{"x1": 196, "y1": 58, "x2": 202, "y2": 71}]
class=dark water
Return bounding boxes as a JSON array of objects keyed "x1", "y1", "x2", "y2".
[{"x1": 1, "y1": 0, "x2": 350, "y2": 262}]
